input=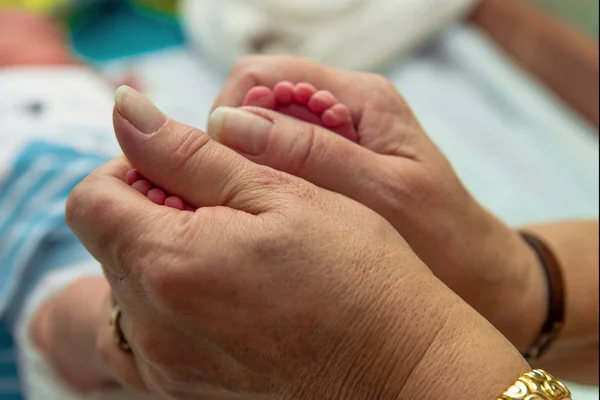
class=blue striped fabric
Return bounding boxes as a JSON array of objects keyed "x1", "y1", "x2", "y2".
[
  {"x1": 0, "y1": 140, "x2": 107, "y2": 399},
  {"x1": 0, "y1": 324, "x2": 20, "y2": 400}
]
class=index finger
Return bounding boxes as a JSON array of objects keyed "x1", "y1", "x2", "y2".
[{"x1": 65, "y1": 156, "x2": 178, "y2": 281}]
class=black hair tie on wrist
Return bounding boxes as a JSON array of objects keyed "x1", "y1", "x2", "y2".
[{"x1": 519, "y1": 231, "x2": 566, "y2": 364}]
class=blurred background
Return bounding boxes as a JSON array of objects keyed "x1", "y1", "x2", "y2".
[
  {"x1": 530, "y1": 0, "x2": 598, "y2": 37},
  {"x1": 0, "y1": 0, "x2": 598, "y2": 399}
]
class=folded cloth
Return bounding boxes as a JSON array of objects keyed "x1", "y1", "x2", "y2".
[{"x1": 180, "y1": 0, "x2": 479, "y2": 71}]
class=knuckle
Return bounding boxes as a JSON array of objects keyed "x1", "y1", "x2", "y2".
[
  {"x1": 230, "y1": 54, "x2": 302, "y2": 80},
  {"x1": 229, "y1": 55, "x2": 268, "y2": 86},
  {"x1": 364, "y1": 72, "x2": 396, "y2": 92},
  {"x1": 64, "y1": 181, "x2": 85, "y2": 229},
  {"x1": 223, "y1": 164, "x2": 296, "y2": 212},
  {"x1": 230, "y1": 55, "x2": 261, "y2": 76},
  {"x1": 136, "y1": 330, "x2": 168, "y2": 364},
  {"x1": 141, "y1": 214, "x2": 213, "y2": 304},
  {"x1": 143, "y1": 261, "x2": 186, "y2": 305},
  {"x1": 65, "y1": 177, "x2": 103, "y2": 229},
  {"x1": 243, "y1": 165, "x2": 320, "y2": 213},
  {"x1": 361, "y1": 72, "x2": 406, "y2": 109},
  {"x1": 287, "y1": 178, "x2": 320, "y2": 204},
  {"x1": 66, "y1": 180, "x2": 121, "y2": 252},
  {"x1": 220, "y1": 158, "x2": 254, "y2": 202},
  {"x1": 165, "y1": 123, "x2": 211, "y2": 176},
  {"x1": 257, "y1": 156, "x2": 319, "y2": 205},
  {"x1": 283, "y1": 121, "x2": 319, "y2": 178},
  {"x1": 252, "y1": 164, "x2": 292, "y2": 188}
]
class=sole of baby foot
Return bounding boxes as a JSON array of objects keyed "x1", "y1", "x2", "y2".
[
  {"x1": 125, "y1": 169, "x2": 195, "y2": 211},
  {"x1": 242, "y1": 81, "x2": 358, "y2": 142}
]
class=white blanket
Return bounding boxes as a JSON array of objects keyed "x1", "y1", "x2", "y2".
[{"x1": 180, "y1": 0, "x2": 478, "y2": 71}]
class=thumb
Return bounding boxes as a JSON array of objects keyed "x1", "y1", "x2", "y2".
[
  {"x1": 113, "y1": 86, "x2": 290, "y2": 213},
  {"x1": 206, "y1": 106, "x2": 387, "y2": 205}
]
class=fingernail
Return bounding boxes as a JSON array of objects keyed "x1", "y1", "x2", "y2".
[
  {"x1": 114, "y1": 85, "x2": 166, "y2": 134},
  {"x1": 207, "y1": 107, "x2": 272, "y2": 156}
]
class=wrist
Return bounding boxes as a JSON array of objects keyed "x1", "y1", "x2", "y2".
[
  {"x1": 299, "y1": 274, "x2": 461, "y2": 400},
  {"x1": 398, "y1": 288, "x2": 531, "y2": 400},
  {"x1": 334, "y1": 275, "x2": 528, "y2": 400},
  {"x1": 486, "y1": 225, "x2": 549, "y2": 352},
  {"x1": 453, "y1": 201, "x2": 548, "y2": 352},
  {"x1": 397, "y1": 186, "x2": 547, "y2": 352}
]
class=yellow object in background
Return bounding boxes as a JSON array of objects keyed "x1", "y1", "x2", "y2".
[
  {"x1": 132, "y1": 0, "x2": 178, "y2": 16},
  {"x1": 0, "y1": 0, "x2": 179, "y2": 17},
  {"x1": 0, "y1": 0, "x2": 72, "y2": 14}
]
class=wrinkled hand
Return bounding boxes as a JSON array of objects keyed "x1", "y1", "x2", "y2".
[
  {"x1": 208, "y1": 55, "x2": 546, "y2": 351},
  {"x1": 66, "y1": 89, "x2": 527, "y2": 399}
]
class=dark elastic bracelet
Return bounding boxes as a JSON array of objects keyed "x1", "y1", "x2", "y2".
[{"x1": 519, "y1": 231, "x2": 566, "y2": 363}]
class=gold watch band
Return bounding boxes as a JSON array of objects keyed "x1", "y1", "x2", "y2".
[{"x1": 499, "y1": 369, "x2": 571, "y2": 400}]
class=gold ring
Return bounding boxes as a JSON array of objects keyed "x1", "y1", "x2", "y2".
[
  {"x1": 499, "y1": 369, "x2": 571, "y2": 400},
  {"x1": 109, "y1": 304, "x2": 131, "y2": 352}
]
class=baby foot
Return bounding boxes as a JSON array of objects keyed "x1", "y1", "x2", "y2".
[
  {"x1": 126, "y1": 83, "x2": 357, "y2": 210},
  {"x1": 243, "y1": 82, "x2": 358, "y2": 142},
  {"x1": 126, "y1": 169, "x2": 195, "y2": 211}
]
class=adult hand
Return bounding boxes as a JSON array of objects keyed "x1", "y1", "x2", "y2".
[
  {"x1": 207, "y1": 55, "x2": 548, "y2": 353},
  {"x1": 66, "y1": 88, "x2": 528, "y2": 399}
]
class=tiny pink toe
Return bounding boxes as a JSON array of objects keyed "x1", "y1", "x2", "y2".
[
  {"x1": 322, "y1": 104, "x2": 352, "y2": 127},
  {"x1": 147, "y1": 188, "x2": 167, "y2": 205},
  {"x1": 243, "y1": 86, "x2": 276, "y2": 109},
  {"x1": 273, "y1": 81, "x2": 295, "y2": 105},
  {"x1": 322, "y1": 104, "x2": 358, "y2": 141},
  {"x1": 165, "y1": 196, "x2": 185, "y2": 210},
  {"x1": 131, "y1": 180, "x2": 153, "y2": 196},
  {"x1": 308, "y1": 91, "x2": 337, "y2": 114},
  {"x1": 126, "y1": 169, "x2": 144, "y2": 185},
  {"x1": 294, "y1": 83, "x2": 318, "y2": 105}
]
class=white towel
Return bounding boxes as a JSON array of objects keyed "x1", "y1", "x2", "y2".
[{"x1": 180, "y1": 0, "x2": 479, "y2": 71}]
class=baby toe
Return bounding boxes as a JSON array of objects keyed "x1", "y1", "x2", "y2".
[
  {"x1": 131, "y1": 180, "x2": 153, "y2": 196},
  {"x1": 322, "y1": 103, "x2": 352, "y2": 127},
  {"x1": 243, "y1": 86, "x2": 276, "y2": 109},
  {"x1": 125, "y1": 169, "x2": 144, "y2": 185},
  {"x1": 308, "y1": 90, "x2": 337, "y2": 114},
  {"x1": 184, "y1": 203, "x2": 197, "y2": 212},
  {"x1": 165, "y1": 196, "x2": 185, "y2": 210},
  {"x1": 273, "y1": 81, "x2": 295, "y2": 105},
  {"x1": 147, "y1": 188, "x2": 167, "y2": 205},
  {"x1": 293, "y1": 83, "x2": 318, "y2": 105}
]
